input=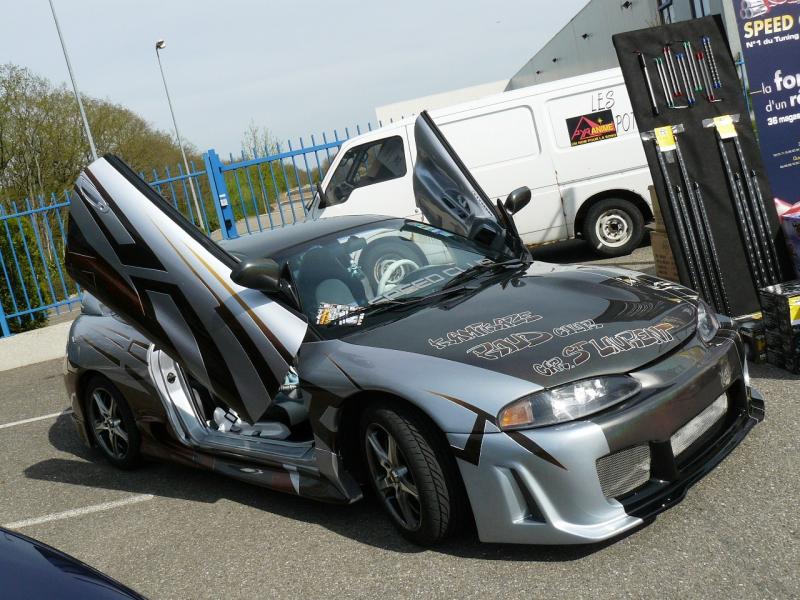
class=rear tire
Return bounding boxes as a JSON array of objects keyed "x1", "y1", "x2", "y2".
[
  {"x1": 85, "y1": 375, "x2": 142, "y2": 470},
  {"x1": 583, "y1": 197, "x2": 644, "y2": 257},
  {"x1": 361, "y1": 402, "x2": 466, "y2": 546}
]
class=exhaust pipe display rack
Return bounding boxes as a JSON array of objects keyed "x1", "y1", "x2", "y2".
[
  {"x1": 614, "y1": 17, "x2": 790, "y2": 317},
  {"x1": 641, "y1": 37, "x2": 724, "y2": 114}
]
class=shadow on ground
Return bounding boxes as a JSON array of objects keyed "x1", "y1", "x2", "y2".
[{"x1": 26, "y1": 414, "x2": 644, "y2": 562}]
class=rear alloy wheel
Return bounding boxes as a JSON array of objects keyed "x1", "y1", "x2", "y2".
[
  {"x1": 583, "y1": 197, "x2": 645, "y2": 257},
  {"x1": 86, "y1": 376, "x2": 141, "y2": 469},
  {"x1": 361, "y1": 403, "x2": 466, "y2": 546}
]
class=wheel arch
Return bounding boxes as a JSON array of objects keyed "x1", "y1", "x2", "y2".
[
  {"x1": 573, "y1": 188, "x2": 653, "y2": 238},
  {"x1": 73, "y1": 369, "x2": 104, "y2": 446},
  {"x1": 73, "y1": 369, "x2": 140, "y2": 446},
  {"x1": 336, "y1": 390, "x2": 459, "y2": 483},
  {"x1": 334, "y1": 388, "x2": 476, "y2": 533}
]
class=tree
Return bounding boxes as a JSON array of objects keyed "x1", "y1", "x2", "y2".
[{"x1": 0, "y1": 63, "x2": 204, "y2": 334}]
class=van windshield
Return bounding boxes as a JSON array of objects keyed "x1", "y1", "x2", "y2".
[{"x1": 323, "y1": 136, "x2": 406, "y2": 206}]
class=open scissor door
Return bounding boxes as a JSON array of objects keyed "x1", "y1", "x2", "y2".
[
  {"x1": 65, "y1": 155, "x2": 307, "y2": 423},
  {"x1": 412, "y1": 111, "x2": 526, "y2": 257}
]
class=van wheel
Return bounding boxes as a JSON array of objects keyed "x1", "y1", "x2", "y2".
[
  {"x1": 359, "y1": 240, "x2": 427, "y2": 292},
  {"x1": 583, "y1": 198, "x2": 644, "y2": 257}
]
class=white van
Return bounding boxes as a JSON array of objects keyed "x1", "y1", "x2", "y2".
[{"x1": 312, "y1": 68, "x2": 653, "y2": 257}]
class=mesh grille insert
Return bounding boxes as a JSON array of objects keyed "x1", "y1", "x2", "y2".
[
  {"x1": 670, "y1": 394, "x2": 728, "y2": 457},
  {"x1": 596, "y1": 444, "x2": 651, "y2": 498}
]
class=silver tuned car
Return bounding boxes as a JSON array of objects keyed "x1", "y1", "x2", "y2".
[{"x1": 64, "y1": 112, "x2": 763, "y2": 546}]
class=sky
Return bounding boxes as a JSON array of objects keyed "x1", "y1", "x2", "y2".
[{"x1": 1, "y1": 0, "x2": 587, "y2": 157}]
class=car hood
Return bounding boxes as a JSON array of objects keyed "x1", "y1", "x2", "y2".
[{"x1": 344, "y1": 265, "x2": 698, "y2": 389}]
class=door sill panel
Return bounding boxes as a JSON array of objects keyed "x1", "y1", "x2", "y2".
[{"x1": 148, "y1": 348, "x2": 315, "y2": 465}]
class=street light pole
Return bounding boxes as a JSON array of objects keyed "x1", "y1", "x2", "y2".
[
  {"x1": 48, "y1": 0, "x2": 97, "y2": 161},
  {"x1": 155, "y1": 40, "x2": 205, "y2": 231}
]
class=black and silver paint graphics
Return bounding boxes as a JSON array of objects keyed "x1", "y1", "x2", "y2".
[{"x1": 65, "y1": 156, "x2": 307, "y2": 423}]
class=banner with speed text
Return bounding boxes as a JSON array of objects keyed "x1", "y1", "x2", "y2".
[{"x1": 735, "y1": 0, "x2": 800, "y2": 205}]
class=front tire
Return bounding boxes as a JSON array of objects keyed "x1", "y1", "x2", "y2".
[
  {"x1": 85, "y1": 375, "x2": 142, "y2": 469},
  {"x1": 583, "y1": 197, "x2": 645, "y2": 257},
  {"x1": 361, "y1": 402, "x2": 466, "y2": 546}
]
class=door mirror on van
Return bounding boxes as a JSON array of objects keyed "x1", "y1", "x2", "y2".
[
  {"x1": 230, "y1": 258, "x2": 282, "y2": 293},
  {"x1": 504, "y1": 187, "x2": 531, "y2": 215}
]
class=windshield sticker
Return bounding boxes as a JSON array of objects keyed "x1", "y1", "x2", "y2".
[
  {"x1": 317, "y1": 303, "x2": 364, "y2": 326},
  {"x1": 532, "y1": 322, "x2": 675, "y2": 376},
  {"x1": 552, "y1": 319, "x2": 602, "y2": 337},
  {"x1": 428, "y1": 311, "x2": 542, "y2": 350},
  {"x1": 381, "y1": 272, "x2": 447, "y2": 301},
  {"x1": 467, "y1": 331, "x2": 553, "y2": 361},
  {"x1": 379, "y1": 257, "x2": 494, "y2": 303},
  {"x1": 407, "y1": 222, "x2": 457, "y2": 238}
]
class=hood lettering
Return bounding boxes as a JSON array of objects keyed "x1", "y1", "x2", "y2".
[
  {"x1": 553, "y1": 319, "x2": 602, "y2": 337},
  {"x1": 533, "y1": 323, "x2": 675, "y2": 376},
  {"x1": 467, "y1": 330, "x2": 553, "y2": 360},
  {"x1": 428, "y1": 311, "x2": 542, "y2": 349}
]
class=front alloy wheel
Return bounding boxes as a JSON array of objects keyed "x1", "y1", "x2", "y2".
[
  {"x1": 365, "y1": 423, "x2": 421, "y2": 530},
  {"x1": 361, "y1": 402, "x2": 467, "y2": 546}
]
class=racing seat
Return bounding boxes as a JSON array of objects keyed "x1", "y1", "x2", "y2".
[{"x1": 295, "y1": 246, "x2": 367, "y2": 311}]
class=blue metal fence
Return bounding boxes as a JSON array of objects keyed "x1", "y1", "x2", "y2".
[
  {"x1": 0, "y1": 192, "x2": 79, "y2": 337},
  {"x1": 0, "y1": 123, "x2": 377, "y2": 337}
]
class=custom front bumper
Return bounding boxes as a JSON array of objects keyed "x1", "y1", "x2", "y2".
[{"x1": 450, "y1": 331, "x2": 764, "y2": 545}]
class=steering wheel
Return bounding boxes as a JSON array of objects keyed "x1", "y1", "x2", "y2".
[{"x1": 377, "y1": 259, "x2": 420, "y2": 295}]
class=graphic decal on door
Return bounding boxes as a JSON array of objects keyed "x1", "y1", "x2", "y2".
[
  {"x1": 65, "y1": 155, "x2": 307, "y2": 423},
  {"x1": 566, "y1": 110, "x2": 618, "y2": 146}
]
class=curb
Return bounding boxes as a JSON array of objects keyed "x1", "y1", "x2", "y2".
[{"x1": 0, "y1": 321, "x2": 74, "y2": 373}]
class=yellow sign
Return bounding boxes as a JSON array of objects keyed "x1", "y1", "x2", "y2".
[
  {"x1": 713, "y1": 115, "x2": 738, "y2": 140},
  {"x1": 654, "y1": 126, "x2": 676, "y2": 152},
  {"x1": 790, "y1": 296, "x2": 800, "y2": 324}
]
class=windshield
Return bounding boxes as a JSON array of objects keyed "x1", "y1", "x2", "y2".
[
  {"x1": 323, "y1": 136, "x2": 406, "y2": 207},
  {"x1": 265, "y1": 219, "x2": 515, "y2": 337}
]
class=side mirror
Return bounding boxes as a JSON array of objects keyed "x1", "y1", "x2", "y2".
[
  {"x1": 504, "y1": 186, "x2": 531, "y2": 215},
  {"x1": 230, "y1": 258, "x2": 282, "y2": 293}
]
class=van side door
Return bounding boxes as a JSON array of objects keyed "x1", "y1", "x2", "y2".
[{"x1": 436, "y1": 102, "x2": 565, "y2": 245}]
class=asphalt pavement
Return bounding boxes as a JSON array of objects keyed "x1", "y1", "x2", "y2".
[{"x1": 0, "y1": 242, "x2": 798, "y2": 599}]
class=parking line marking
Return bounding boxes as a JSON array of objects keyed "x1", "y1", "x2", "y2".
[
  {"x1": 3, "y1": 494, "x2": 155, "y2": 530},
  {"x1": 0, "y1": 409, "x2": 73, "y2": 430}
]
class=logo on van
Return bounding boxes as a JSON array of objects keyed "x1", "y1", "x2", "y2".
[{"x1": 566, "y1": 110, "x2": 618, "y2": 146}]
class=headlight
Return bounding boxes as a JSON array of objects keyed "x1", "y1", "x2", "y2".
[
  {"x1": 696, "y1": 300, "x2": 720, "y2": 343},
  {"x1": 497, "y1": 376, "x2": 642, "y2": 430}
]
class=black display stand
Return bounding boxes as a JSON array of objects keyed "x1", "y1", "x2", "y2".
[{"x1": 613, "y1": 16, "x2": 791, "y2": 317}]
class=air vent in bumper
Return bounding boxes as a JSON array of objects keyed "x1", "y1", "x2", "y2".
[
  {"x1": 596, "y1": 444, "x2": 651, "y2": 498},
  {"x1": 670, "y1": 393, "x2": 728, "y2": 457}
]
